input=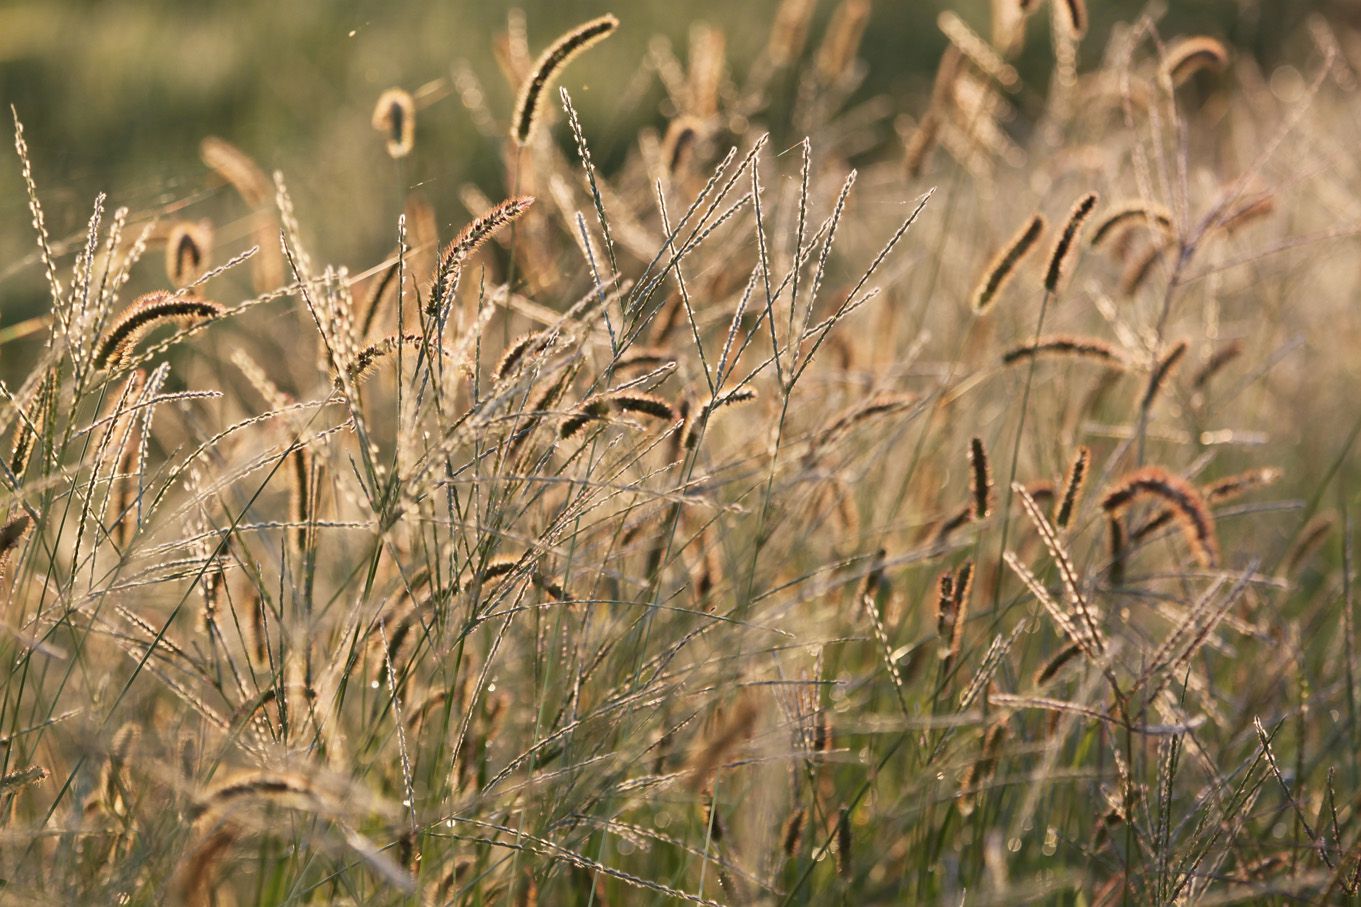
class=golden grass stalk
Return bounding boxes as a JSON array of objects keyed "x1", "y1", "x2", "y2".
[
  {"x1": 972, "y1": 213, "x2": 1045, "y2": 313},
  {"x1": 767, "y1": 0, "x2": 816, "y2": 66},
  {"x1": 1161, "y1": 37, "x2": 1230, "y2": 88},
  {"x1": 1101, "y1": 466, "x2": 1220, "y2": 568},
  {"x1": 1001, "y1": 334, "x2": 1124, "y2": 368},
  {"x1": 904, "y1": 113, "x2": 941, "y2": 179},
  {"x1": 1043, "y1": 191, "x2": 1098, "y2": 293},
  {"x1": 200, "y1": 136, "x2": 271, "y2": 208},
  {"x1": 687, "y1": 24, "x2": 726, "y2": 119},
  {"x1": 371, "y1": 88, "x2": 416, "y2": 159},
  {"x1": 430, "y1": 195, "x2": 535, "y2": 312},
  {"x1": 511, "y1": 14, "x2": 620, "y2": 146},
  {"x1": 816, "y1": 0, "x2": 872, "y2": 81},
  {"x1": 947, "y1": 561, "x2": 975, "y2": 668},
  {"x1": 937, "y1": 11, "x2": 1020, "y2": 91},
  {"x1": 1205, "y1": 467, "x2": 1282, "y2": 504},
  {"x1": 1013, "y1": 483, "x2": 1107, "y2": 653},
  {"x1": 94, "y1": 291, "x2": 224, "y2": 369}
]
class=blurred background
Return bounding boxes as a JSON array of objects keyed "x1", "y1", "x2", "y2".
[{"x1": 0, "y1": 0, "x2": 1344, "y2": 322}]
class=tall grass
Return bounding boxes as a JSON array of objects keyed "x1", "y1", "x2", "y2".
[{"x1": 3, "y1": 3, "x2": 1361, "y2": 904}]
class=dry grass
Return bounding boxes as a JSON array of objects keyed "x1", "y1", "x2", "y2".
[{"x1": 2, "y1": 2, "x2": 1361, "y2": 904}]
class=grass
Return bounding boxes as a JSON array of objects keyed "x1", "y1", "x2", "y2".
[{"x1": 2, "y1": 2, "x2": 1361, "y2": 904}]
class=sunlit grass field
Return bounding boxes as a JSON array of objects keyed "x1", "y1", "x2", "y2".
[{"x1": 3, "y1": 1, "x2": 1361, "y2": 904}]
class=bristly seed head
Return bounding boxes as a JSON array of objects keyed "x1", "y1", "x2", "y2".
[
  {"x1": 511, "y1": 14, "x2": 619, "y2": 146},
  {"x1": 1044, "y1": 192, "x2": 1099, "y2": 293}
]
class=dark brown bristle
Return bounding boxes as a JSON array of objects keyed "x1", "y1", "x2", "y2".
[
  {"x1": 836, "y1": 805, "x2": 853, "y2": 878},
  {"x1": 1053, "y1": 445, "x2": 1091, "y2": 529},
  {"x1": 1193, "y1": 339, "x2": 1244, "y2": 390},
  {"x1": 782, "y1": 806, "x2": 806, "y2": 856},
  {"x1": 1044, "y1": 192, "x2": 1099, "y2": 293},
  {"x1": 512, "y1": 15, "x2": 620, "y2": 146},
  {"x1": 968, "y1": 437, "x2": 992, "y2": 520},
  {"x1": 1089, "y1": 203, "x2": 1174, "y2": 248},
  {"x1": 1025, "y1": 481, "x2": 1057, "y2": 505},
  {"x1": 286, "y1": 443, "x2": 314, "y2": 558},
  {"x1": 495, "y1": 331, "x2": 547, "y2": 382},
  {"x1": 165, "y1": 221, "x2": 212, "y2": 287},
  {"x1": 933, "y1": 506, "x2": 974, "y2": 546},
  {"x1": 1033, "y1": 642, "x2": 1082, "y2": 686},
  {"x1": 936, "y1": 570, "x2": 957, "y2": 641},
  {"x1": 1141, "y1": 340, "x2": 1188, "y2": 413},
  {"x1": 1205, "y1": 467, "x2": 1282, "y2": 504},
  {"x1": 1107, "y1": 515, "x2": 1127, "y2": 585},
  {"x1": 560, "y1": 397, "x2": 611, "y2": 438},
  {"x1": 342, "y1": 334, "x2": 426, "y2": 388},
  {"x1": 95, "y1": 291, "x2": 224, "y2": 369},
  {"x1": 607, "y1": 391, "x2": 677, "y2": 423},
  {"x1": 1101, "y1": 466, "x2": 1219, "y2": 568},
  {"x1": 1120, "y1": 243, "x2": 1165, "y2": 296},
  {"x1": 1002, "y1": 335, "x2": 1124, "y2": 368},
  {"x1": 973, "y1": 213, "x2": 1046, "y2": 313},
  {"x1": 480, "y1": 555, "x2": 522, "y2": 582}
]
